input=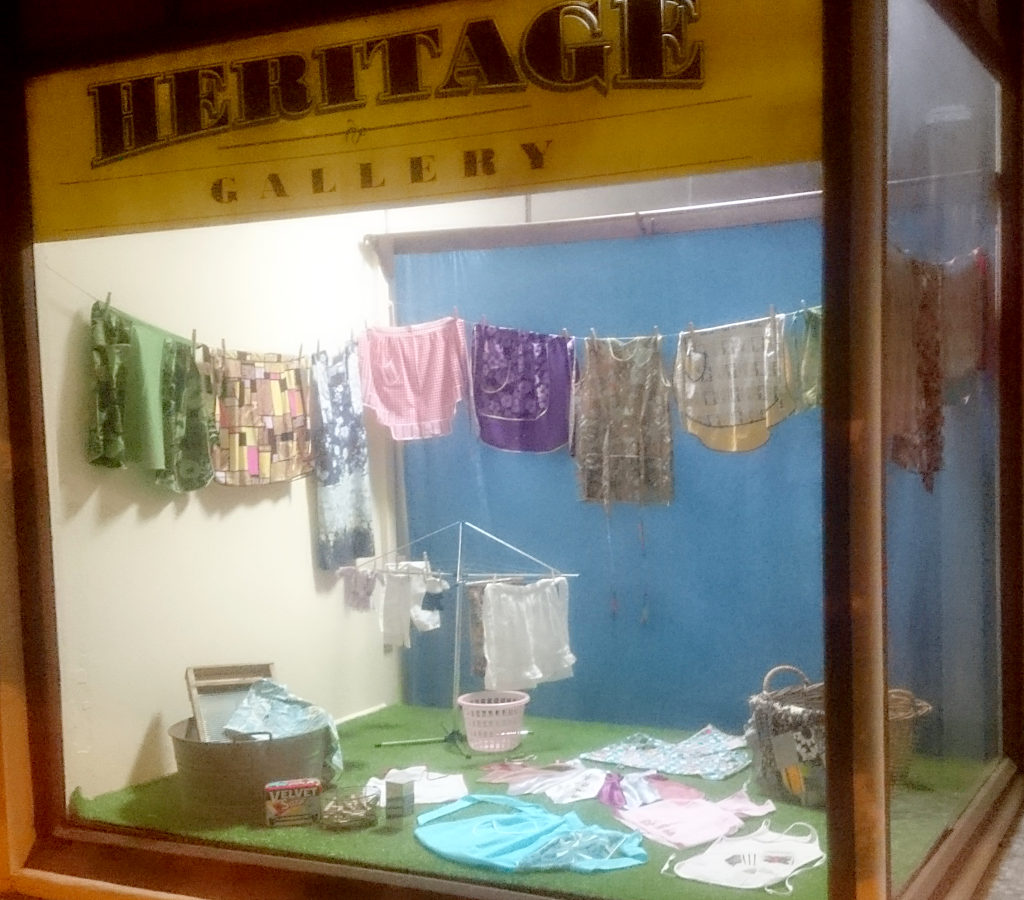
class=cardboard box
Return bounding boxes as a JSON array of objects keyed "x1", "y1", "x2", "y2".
[{"x1": 264, "y1": 777, "x2": 322, "y2": 827}]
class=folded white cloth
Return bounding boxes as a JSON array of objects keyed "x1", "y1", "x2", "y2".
[{"x1": 366, "y1": 765, "x2": 468, "y2": 806}]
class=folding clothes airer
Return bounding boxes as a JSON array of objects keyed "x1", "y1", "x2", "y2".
[{"x1": 354, "y1": 520, "x2": 577, "y2": 708}]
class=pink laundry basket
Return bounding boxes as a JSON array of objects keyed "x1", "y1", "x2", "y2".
[{"x1": 457, "y1": 690, "x2": 530, "y2": 752}]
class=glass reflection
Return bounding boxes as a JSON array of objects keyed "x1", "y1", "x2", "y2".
[{"x1": 885, "y1": 0, "x2": 1002, "y2": 889}]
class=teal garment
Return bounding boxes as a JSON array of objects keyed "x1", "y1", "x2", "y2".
[
  {"x1": 414, "y1": 794, "x2": 647, "y2": 873},
  {"x1": 222, "y1": 679, "x2": 343, "y2": 781}
]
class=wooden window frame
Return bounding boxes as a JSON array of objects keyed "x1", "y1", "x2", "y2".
[{"x1": 1, "y1": 2, "x2": 1021, "y2": 898}]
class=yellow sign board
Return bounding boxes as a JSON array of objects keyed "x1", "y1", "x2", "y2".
[{"x1": 26, "y1": 0, "x2": 821, "y2": 241}]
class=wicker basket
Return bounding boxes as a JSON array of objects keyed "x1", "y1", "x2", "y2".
[
  {"x1": 746, "y1": 665, "x2": 931, "y2": 806},
  {"x1": 887, "y1": 688, "x2": 933, "y2": 783},
  {"x1": 457, "y1": 690, "x2": 529, "y2": 752}
]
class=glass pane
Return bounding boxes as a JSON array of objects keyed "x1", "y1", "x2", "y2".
[
  {"x1": 23, "y1": 2, "x2": 827, "y2": 895},
  {"x1": 885, "y1": 0, "x2": 1002, "y2": 890},
  {"x1": 35, "y1": 162, "x2": 832, "y2": 897}
]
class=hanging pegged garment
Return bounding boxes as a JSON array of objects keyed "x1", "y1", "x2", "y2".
[
  {"x1": 674, "y1": 313, "x2": 795, "y2": 453},
  {"x1": 573, "y1": 333, "x2": 673, "y2": 505},
  {"x1": 480, "y1": 576, "x2": 576, "y2": 691},
  {"x1": 202, "y1": 347, "x2": 313, "y2": 486},
  {"x1": 374, "y1": 559, "x2": 449, "y2": 649},
  {"x1": 87, "y1": 299, "x2": 214, "y2": 491},
  {"x1": 337, "y1": 565, "x2": 378, "y2": 611},
  {"x1": 156, "y1": 339, "x2": 216, "y2": 493},
  {"x1": 470, "y1": 322, "x2": 575, "y2": 452},
  {"x1": 310, "y1": 344, "x2": 375, "y2": 568},
  {"x1": 783, "y1": 306, "x2": 823, "y2": 413},
  {"x1": 465, "y1": 581, "x2": 489, "y2": 678},
  {"x1": 87, "y1": 299, "x2": 134, "y2": 468},
  {"x1": 883, "y1": 247, "x2": 990, "y2": 491},
  {"x1": 358, "y1": 315, "x2": 468, "y2": 440}
]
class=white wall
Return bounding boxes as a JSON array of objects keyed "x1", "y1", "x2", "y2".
[{"x1": 35, "y1": 210, "x2": 399, "y2": 798}]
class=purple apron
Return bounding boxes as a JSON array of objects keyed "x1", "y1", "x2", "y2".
[{"x1": 471, "y1": 323, "x2": 574, "y2": 452}]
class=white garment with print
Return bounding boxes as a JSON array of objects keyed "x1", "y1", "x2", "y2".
[
  {"x1": 481, "y1": 576, "x2": 576, "y2": 691},
  {"x1": 672, "y1": 820, "x2": 825, "y2": 894},
  {"x1": 675, "y1": 314, "x2": 795, "y2": 452},
  {"x1": 375, "y1": 561, "x2": 448, "y2": 649}
]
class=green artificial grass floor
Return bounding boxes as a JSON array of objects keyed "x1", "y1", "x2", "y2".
[{"x1": 70, "y1": 704, "x2": 991, "y2": 900}]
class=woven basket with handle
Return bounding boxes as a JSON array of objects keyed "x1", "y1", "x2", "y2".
[{"x1": 746, "y1": 665, "x2": 931, "y2": 806}]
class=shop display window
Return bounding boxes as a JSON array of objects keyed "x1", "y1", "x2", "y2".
[
  {"x1": 7, "y1": 1, "x2": 1019, "y2": 898},
  {"x1": 35, "y1": 162, "x2": 838, "y2": 900}
]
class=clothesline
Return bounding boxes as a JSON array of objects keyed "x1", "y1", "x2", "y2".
[
  {"x1": 53, "y1": 238, "x2": 986, "y2": 362},
  {"x1": 78, "y1": 284, "x2": 819, "y2": 366},
  {"x1": 184, "y1": 309, "x2": 814, "y2": 360}
]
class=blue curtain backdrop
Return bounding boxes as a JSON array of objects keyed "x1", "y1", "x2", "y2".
[{"x1": 391, "y1": 219, "x2": 824, "y2": 734}]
